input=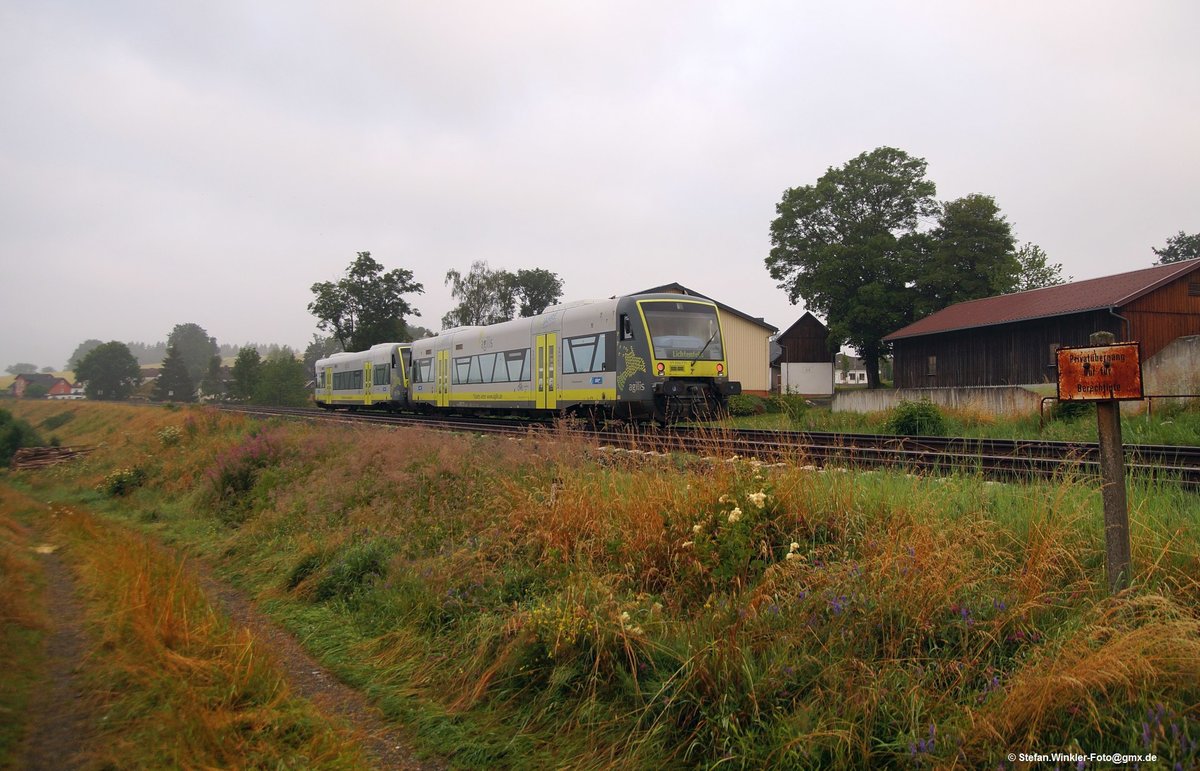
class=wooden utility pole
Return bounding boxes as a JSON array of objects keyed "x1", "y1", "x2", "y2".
[
  {"x1": 1056, "y1": 331, "x2": 1142, "y2": 594},
  {"x1": 1090, "y1": 332, "x2": 1132, "y2": 592}
]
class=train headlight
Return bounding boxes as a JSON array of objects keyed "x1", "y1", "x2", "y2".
[
  {"x1": 656, "y1": 362, "x2": 665, "y2": 375},
  {"x1": 717, "y1": 363, "x2": 724, "y2": 376}
]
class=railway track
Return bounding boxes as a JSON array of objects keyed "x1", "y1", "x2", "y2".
[{"x1": 218, "y1": 405, "x2": 1200, "y2": 489}]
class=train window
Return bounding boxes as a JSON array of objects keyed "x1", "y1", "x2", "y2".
[
  {"x1": 468, "y1": 356, "x2": 484, "y2": 384},
  {"x1": 504, "y1": 349, "x2": 531, "y2": 381},
  {"x1": 640, "y1": 302, "x2": 722, "y2": 361},
  {"x1": 620, "y1": 314, "x2": 634, "y2": 340},
  {"x1": 563, "y1": 333, "x2": 609, "y2": 374},
  {"x1": 478, "y1": 353, "x2": 498, "y2": 383},
  {"x1": 374, "y1": 366, "x2": 389, "y2": 386},
  {"x1": 412, "y1": 357, "x2": 433, "y2": 383},
  {"x1": 453, "y1": 357, "x2": 471, "y2": 385}
]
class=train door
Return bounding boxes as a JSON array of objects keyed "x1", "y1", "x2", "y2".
[
  {"x1": 436, "y1": 349, "x2": 450, "y2": 407},
  {"x1": 535, "y1": 333, "x2": 558, "y2": 410},
  {"x1": 323, "y1": 367, "x2": 333, "y2": 402},
  {"x1": 363, "y1": 361, "x2": 373, "y2": 406}
]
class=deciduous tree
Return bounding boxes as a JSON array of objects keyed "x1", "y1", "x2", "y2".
[
  {"x1": 5, "y1": 363, "x2": 37, "y2": 375},
  {"x1": 167, "y1": 323, "x2": 220, "y2": 386},
  {"x1": 513, "y1": 268, "x2": 564, "y2": 317},
  {"x1": 308, "y1": 252, "x2": 424, "y2": 351},
  {"x1": 441, "y1": 261, "x2": 564, "y2": 329},
  {"x1": 917, "y1": 194, "x2": 1017, "y2": 313},
  {"x1": 441, "y1": 261, "x2": 515, "y2": 328},
  {"x1": 1012, "y1": 242, "x2": 1070, "y2": 292},
  {"x1": 1152, "y1": 230, "x2": 1200, "y2": 265},
  {"x1": 75, "y1": 342, "x2": 141, "y2": 400},
  {"x1": 252, "y1": 349, "x2": 310, "y2": 407},
  {"x1": 767, "y1": 147, "x2": 938, "y2": 388}
]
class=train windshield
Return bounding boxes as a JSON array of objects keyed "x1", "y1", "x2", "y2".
[{"x1": 640, "y1": 301, "x2": 723, "y2": 361}]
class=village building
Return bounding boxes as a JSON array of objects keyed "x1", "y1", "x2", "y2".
[
  {"x1": 9, "y1": 373, "x2": 74, "y2": 399},
  {"x1": 770, "y1": 312, "x2": 834, "y2": 396},
  {"x1": 883, "y1": 259, "x2": 1200, "y2": 394}
]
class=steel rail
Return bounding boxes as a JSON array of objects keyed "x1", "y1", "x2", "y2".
[{"x1": 216, "y1": 406, "x2": 1200, "y2": 488}]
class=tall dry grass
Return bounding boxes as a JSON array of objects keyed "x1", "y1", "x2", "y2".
[
  {"x1": 48, "y1": 504, "x2": 369, "y2": 769},
  {"x1": 7, "y1": 401, "x2": 1200, "y2": 767},
  {"x1": 0, "y1": 485, "x2": 50, "y2": 765}
]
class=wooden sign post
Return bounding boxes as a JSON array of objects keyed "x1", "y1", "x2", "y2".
[{"x1": 1056, "y1": 332, "x2": 1143, "y2": 594}]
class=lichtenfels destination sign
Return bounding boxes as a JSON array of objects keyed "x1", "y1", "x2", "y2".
[{"x1": 1056, "y1": 342, "x2": 1144, "y2": 401}]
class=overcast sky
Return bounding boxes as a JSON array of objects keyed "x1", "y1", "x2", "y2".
[{"x1": 2, "y1": 1, "x2": 1197, "y2": 370}]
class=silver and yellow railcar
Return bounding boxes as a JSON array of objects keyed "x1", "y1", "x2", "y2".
[
  {"x1": 408, "y1": 293, "x2": 739, "y2": 422},
  {"x1": 313, "y1": 343, "x2": 413, "y2": 410}
]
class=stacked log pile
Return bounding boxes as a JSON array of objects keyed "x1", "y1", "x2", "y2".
[{"x1": 10, "y1": 446, "x2": 96, "y2": 470}]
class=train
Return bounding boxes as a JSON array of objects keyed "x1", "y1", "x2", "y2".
[{"x1": 313, "y1": 293, "x2": 741, "y2": 423}]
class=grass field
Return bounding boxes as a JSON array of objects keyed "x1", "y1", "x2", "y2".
[{"x1": 4, "y1": 400, "x2": 1199, "y2": 768}]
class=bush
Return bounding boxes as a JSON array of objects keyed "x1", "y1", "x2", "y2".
[
  {"x1": 97, "y1": 467, "x2": 147, "y2": 497},
  {"x1": 1049, "y1": 399, "x2": 1094, "y2": 422},
  {"x1": 886, "y1": 399, "x2": 948, "y2": 436},
  {"x1": 727, "y1": 394, "x2": 764, "y2": 417},
  {"x1": 205, "y1": 430, "x2": 283, "y2": 524},
  {"x1": 0, "y1": 408, "x2": 41, "y2": 465},
  {"x1": 315, "y1": 540, "x2": 391, "y2": 602}
]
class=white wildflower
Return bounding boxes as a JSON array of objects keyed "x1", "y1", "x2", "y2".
[
  {"x1": 692, "y1": 524, "x2": 702, "y2": 534},
  {"x1": 789, "y1": 542, "x2": 800, "y2": 552},
  {"x1": 748, "y1": 491, "x2": 767, "y2": 508},
  {"x1": 727, "y1": 507, "x2": 742, "y2": 523},
  {"x1": 620, "y1": 611, "x2": 630, "y2": 623}
]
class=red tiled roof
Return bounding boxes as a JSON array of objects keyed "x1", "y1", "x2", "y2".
[{"x1": 884, "y1": 259, "x2": 1200, "y2": 341}]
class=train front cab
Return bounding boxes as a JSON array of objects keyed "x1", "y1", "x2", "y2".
[{"x1": 615, "y1": 295, "x2": 741, "y2": 423}]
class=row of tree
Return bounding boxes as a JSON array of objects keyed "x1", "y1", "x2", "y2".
[{"x1": 306, "y1": 251, "x2": 564, "y2": 353}]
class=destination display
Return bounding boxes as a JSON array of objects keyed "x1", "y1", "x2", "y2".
[{"x1": 1056, "y1": 342, "x2": 1143, "y2": 401}]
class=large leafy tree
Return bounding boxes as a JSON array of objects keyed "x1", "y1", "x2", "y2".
[
  {"x1": 1012, "y1": 242, "x2": 1070, "y2": 292},
  {"x1": 167, "y1": 323, "x2": 219, "y2": 386},
  {"x1": 75, "y1": 341, "x2": 141, "y2": 400},
  {"x1": 5, "y1": 363, "x2": 37, "y2": 375},
  {"x1": 513, "y1": 268, "x2": 564, "y2": 317},
  {"x1": 1152, "y1": 230, "x2": 1200, "y2": 264},
  {"x1": 441, "y1": 261, "x2": 564, "y2": 329},
  {"x1": 230, "y1": 347, "x2": 262, "y2": 401},
  {"x1": 442, "y1": 260, "x2": 516, "y2": 328},
  {"x1": 917, "y1": 194, "x2": 1017, "y2": 314},
  {"x1": 767, "y1": 147, "x2": 938, "y2": 388},
  {"x1": 309, "y1": 252, "x2": 424, "y2": 351},
  {"x1": 152, "y1": 345, "x2": 196, "y2": 402}
]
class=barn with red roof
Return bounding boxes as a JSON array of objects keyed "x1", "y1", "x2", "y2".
[{"x1": 883, "y1": 259, "x2": 1200, "y2": 389}]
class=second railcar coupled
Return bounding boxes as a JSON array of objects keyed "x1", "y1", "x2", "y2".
[{"x1": 313, "y1": 293, "x2": 741, "y2": 423}]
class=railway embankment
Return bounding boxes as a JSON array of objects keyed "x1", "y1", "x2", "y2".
[{"x1": 4, "y1": 400, "x2": 1199, "y2": 768}]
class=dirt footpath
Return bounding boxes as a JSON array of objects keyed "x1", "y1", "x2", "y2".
[
  {"x1": 195, "y1": 571, "x2": 445, "y2": 771},
  {"x1": 20, "y1": 543, "x2": 94, "y2": 771},
  {"x1": 19, "y1": 512, "x2": 444, "y2": 771}
]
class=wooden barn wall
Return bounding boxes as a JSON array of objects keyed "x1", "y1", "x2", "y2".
[
  {"x1": 1122, "y1": 273, "x2": 1200, "y2": 358},
  {"x1": 777, "y1": 317, "x2": 831, "y2": 363},
  {"x1": 891, "y1": 310, "x2": 1118, "y2": 388}
]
